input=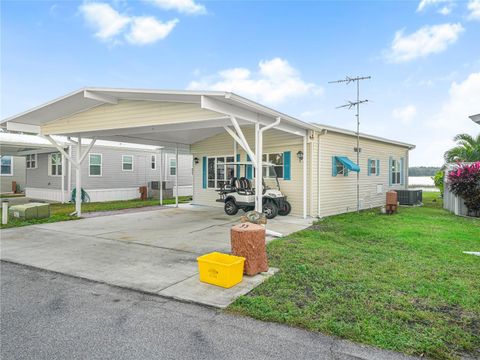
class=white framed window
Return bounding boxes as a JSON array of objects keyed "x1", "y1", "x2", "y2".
[
  {"x1": 89, "y1": 154, "x2": 102, "y2": 176},
  {"x1": 207, "y1": 155, "x2": 235, "y2": 188},
  {"x1": 151, "y1": 155, "x2": 156, "y2": 170},
  {"x1": 170, "y1": 158, "x2": 177, "y2": 176},
  {"x1": 334, "y1": 158, "x2": 348, "y2": 176},
  {"x1": 391, "y1": 159, "x2": 401, "y2": 184},
  {"x1": 26, "y1": 154, "x2": 37, "y2": 169},
  {"x1": 122, "y1": 155, "x2": 133, "y2": 171},
  {"x1": 48, "y1": 153, "x2": 62, "y2": 176},
  {"x1": 261, "y1": 153, "x2": 284, "y2": 178},
  {"x1": 0, "y1": 156, "x2": 13, "y2": 176}
]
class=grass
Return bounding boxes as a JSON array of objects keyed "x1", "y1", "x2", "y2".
[
  {"x1": 229, "y1": 193, "x2": 480, "y2": 359},
  {"x1": 0, "y1": 196, "x2": 191, "y2": 229}
]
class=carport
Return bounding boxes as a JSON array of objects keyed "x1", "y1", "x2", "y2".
[{"x1": 2, "y1": 88, "x2": 314, "y2": 224}]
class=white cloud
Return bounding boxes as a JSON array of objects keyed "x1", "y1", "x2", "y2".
[
  {"x1": 385, "y1": 23, "x2": 464, "y2": 63},
  {"x1": 468, "y1": 0, "x2": 480, "y2": 20},
  {"x1": 79, "y1": 2, "x2": 130, "y2": 40},
  {"x1": 418, "y1": 72, "x2": 480, "y2": 164},
  {"x1": 438, "y1": 5, "x2": 452, "y2": 15},
  {"x1": 126, "y1": 17, "x2": 178, "y2": 45},
  {"x1": 428, "y1": 72, "x2": 480, "y2": 132},
  {"x1": 79, "y1": 2, "x2": 177, "y2": 45},
  {"x1": 392, "y1": 105, "x2": 417, "y2": 125},
  {"x1": 187, "y1": 58, "x2": 322, "y2": 105},
  {"x1": 147, "y1": 0, "x2": 206, "y2": 14},
  {"x1": 417, "y1": 0, "x2": 449, "y2": 12}
]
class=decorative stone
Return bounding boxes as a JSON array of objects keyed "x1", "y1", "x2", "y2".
[
  {"x1": 230, "y1": 223, "x2": 268, "y2": 276},
  {"x1": 240, "y1": 210, "x2": 267, "y2": 225}
]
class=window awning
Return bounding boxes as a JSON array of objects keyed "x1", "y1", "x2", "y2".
[{"x1": 336, "y1": 156, "x2": 360, "y2": 172}]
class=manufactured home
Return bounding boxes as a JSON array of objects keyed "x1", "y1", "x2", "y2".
[
  {"x1": 1, "y1": 88, "x2": 414, "y2": 217},
  {"x1": 0, "y1": 132, "x2": 193, "y2": 202}
]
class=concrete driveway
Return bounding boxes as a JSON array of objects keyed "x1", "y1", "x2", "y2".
[{"x1": 0, "y1": 205, "x2": 312, "y2": 308}]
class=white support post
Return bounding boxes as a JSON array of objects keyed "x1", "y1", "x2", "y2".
[
  {"x1": 233, "y1": 140, "x2": 237, "y2": 177},
  {"x1": 67, "y1": 145, "x2": 72, "y2": 200},
  {"x1": 2, "y1": 202, "x2": 8, "y2": 225},
  {"x1": 303, "y1": 135, "x2": 307, "y2": 219},
  {"x1": 61, "y1": 153, "x2": 65, "y2": 203},
  {"x1": 175, "y1": 145, "x2": 179, "y2": 208},
  {"x1": 159, "y1": 150, "x2": 163, "y2": 206},
  {"x1": 254, "y1": 122, "x2": 262, "y2": 212},
  {"x1": 75, "y1": 137, "x2": 82, "y2": 217}
]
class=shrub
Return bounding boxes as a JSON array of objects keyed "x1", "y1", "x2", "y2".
[
  {"x1": 432, "y1": 170, "x2": 445, "y2": 196},
  {"x1": 447, "y1": 162, "x2": 480, "y2": 217}
]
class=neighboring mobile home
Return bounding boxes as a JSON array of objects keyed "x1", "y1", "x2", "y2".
[
  {"x1": 0, "y1": 155, "x2": 26, "y2": 194},
  {"x1": 1, "y1": 88, "x2": 415, "y2": 217},
  {"x1": 0, "y1": 132, "x2": 193, "y2": 202}
]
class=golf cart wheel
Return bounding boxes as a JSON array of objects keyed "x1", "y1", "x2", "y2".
[
  {"x1": 224, "y1": 200, "x2": 239, "y2": 215},
  {"x1": 278, "y1": 200, "x2": 292, "y2": 216},
  {"x1": 263, "y1": 201, "x2": 278, "y2": 219}
]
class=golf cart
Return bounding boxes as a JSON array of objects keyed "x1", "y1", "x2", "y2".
[{"x1": 216, "y1": 162, "x2": 292, "y2": 219}]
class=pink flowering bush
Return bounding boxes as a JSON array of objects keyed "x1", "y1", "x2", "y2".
[{"x1": 447, "y1": 162, "x2": 480, "y2": 217}]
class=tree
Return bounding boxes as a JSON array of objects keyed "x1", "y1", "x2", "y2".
[{"x1": 444, "y1": 133, "x2": 480, "y2": 163}]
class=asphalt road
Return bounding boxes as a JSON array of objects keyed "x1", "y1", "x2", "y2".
[{"x1": 1, "y1": 262, "x2": 416, "y2": 360}]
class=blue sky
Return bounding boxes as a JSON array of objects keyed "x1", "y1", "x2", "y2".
[{"x1": 2, "y1": 0, "x2": 479, "y2": 166}]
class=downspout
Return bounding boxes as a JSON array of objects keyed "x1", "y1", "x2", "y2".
[
  {"x1": 303, "y1": 135, "x2": 307, "y2": 219},
  {"x1": 317, "y1": 129, "x2": 327, "y2": 218}
]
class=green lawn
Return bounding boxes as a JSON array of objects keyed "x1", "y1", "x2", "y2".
[
  {"x1": 0, "y1": 196, "x2": 191, "y2": 229},
  {"x1": 229, "y1": 193, "x2": 480, "y2": 360}
]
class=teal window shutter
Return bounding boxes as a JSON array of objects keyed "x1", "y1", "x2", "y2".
[
  {"x1": 236, "y1": 154, "x2": 241, "y2": 177},
  {"x1": 367, "y1": 158, "x2": 371, "y2": 176},
  {"x1": 344, "y1": 168, "x2": 349, "y2": 177},
  {"x1": 246, "y1": 155, "x2": 253, "y2": 180},
  {"x1": 400, "y1": 157, "x2": 404, "y2": 185},
  {"x1": 332, "y1": 156, "x2": 337, "y2": 176},
  {"x1": 376, "y1": 159, "x2": 380, "y2": 176},
  {"x1": 388, "y1": 157, "x2": 393, "y2": 186},
  {"x1": 283, "y1": 151, "x2": 291, "y2": 180},
  {"x1": 202, "y1": 156, "x2": 207, "y2": 189}
]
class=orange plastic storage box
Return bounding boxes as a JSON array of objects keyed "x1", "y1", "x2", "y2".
[{"x1": 197, "y1": 252, "x2": 245, "y2": 288}]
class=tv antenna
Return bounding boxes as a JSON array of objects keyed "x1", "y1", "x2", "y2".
[{"x1": 329, "y1": 75, "x2": 371, "y2": 213}]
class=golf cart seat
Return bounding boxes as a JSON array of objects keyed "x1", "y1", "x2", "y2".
[{"x1": 236, "y1": 177, "x2": 254, "y2": 195}]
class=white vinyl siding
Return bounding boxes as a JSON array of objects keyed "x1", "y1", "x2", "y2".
[
  {"x1": 89, "y1": 154, "x2": 102, "y2": 176},
  {"x1": 122, "y1": 155, "x2": 133, "y2": 171},
  {"x1": 26, "y1": 154, "x2": 37, "y2": 169},
  {"x1": 48, "y1": 153, "x2": 62, "y2": 177}
]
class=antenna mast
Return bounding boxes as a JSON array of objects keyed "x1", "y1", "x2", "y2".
[{"x1": 329, "y1": 76, "x2": 371, "y2": 213}]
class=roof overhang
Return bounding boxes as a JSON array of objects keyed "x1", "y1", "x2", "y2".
[
  {"x1": 469, "y1": 114, "x2": 480, "y2": 125},
  {"x1": 312, "y1": 123, "x2": 416, "y2": 149}
]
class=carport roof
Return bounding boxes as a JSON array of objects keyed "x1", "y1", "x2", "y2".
[{"x1": 1, "y1": 87, "x2": 415, "y2": 150}]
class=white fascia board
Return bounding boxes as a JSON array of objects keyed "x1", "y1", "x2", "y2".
[
  {"x1": 312, "y1": 123, "x2": 416, "y2": 149},
  {"x1": 84, "y1": 90, "x2": 117, "y2": 104},
  {"x1": 201, "y1": 96, "x2": 307, "y2": 136},
  {"x1": 6, "y1": 122, "x2": 41, "y2": 134}
]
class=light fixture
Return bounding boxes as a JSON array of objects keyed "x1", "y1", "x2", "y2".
[
  {"x1": 194, "y1": 157, "x2": 199, "y2": 164},
  {"x1": 296, "y1": 151, "x2": 304, "y2": 162}
]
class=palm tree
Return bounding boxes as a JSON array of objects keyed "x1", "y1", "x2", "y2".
[{"x1": 444, "y1": 133, "x2": 480, "y2": 163}]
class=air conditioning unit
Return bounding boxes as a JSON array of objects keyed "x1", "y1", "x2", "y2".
[{"x1": 395, "y1": 190, "x2": 422, "y2": 205}]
